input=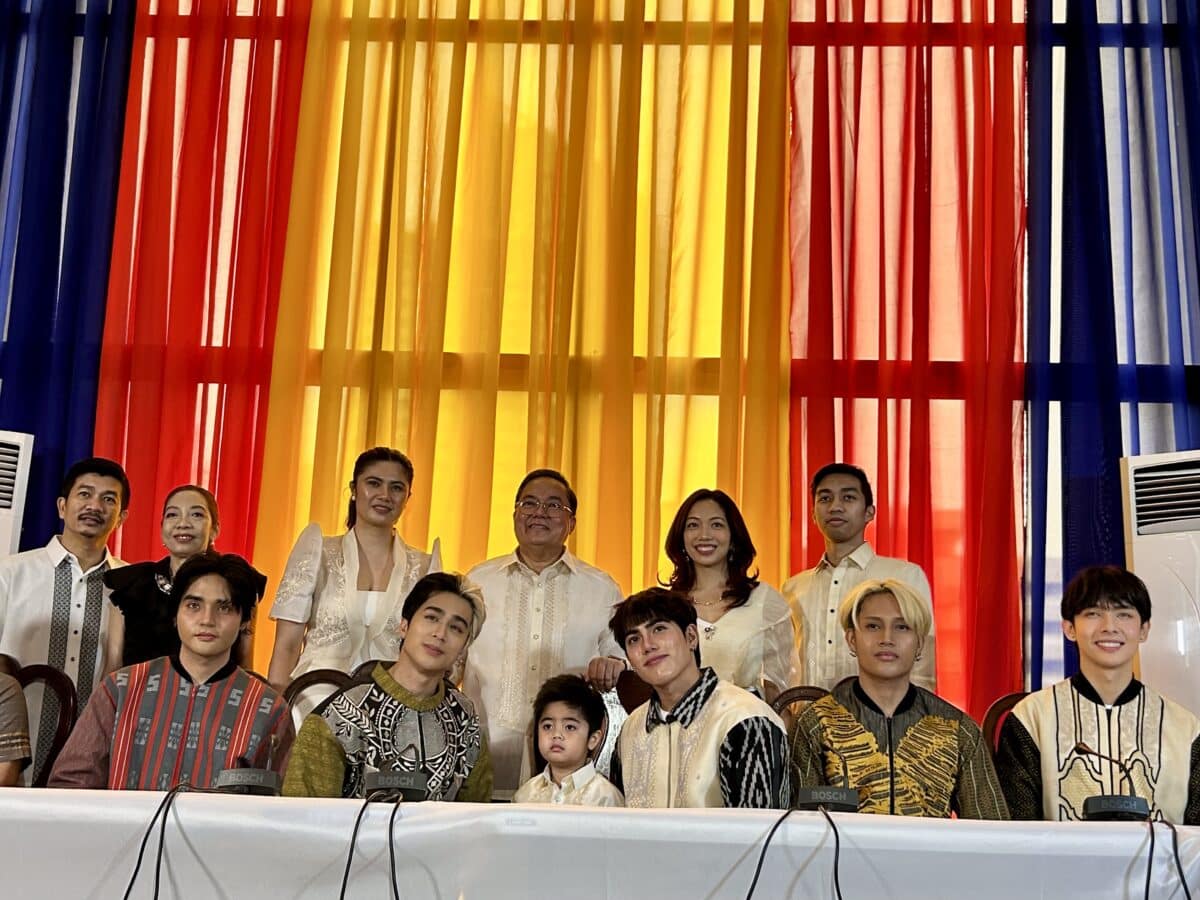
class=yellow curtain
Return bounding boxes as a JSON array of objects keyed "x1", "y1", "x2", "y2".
[{"x1": 252, "y1": 0, "x2": 791, "y2": 671}]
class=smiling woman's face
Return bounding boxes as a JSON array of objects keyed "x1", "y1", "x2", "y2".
[{"x1": 161, "y1": 489, "x2": 218, "y2": 559}]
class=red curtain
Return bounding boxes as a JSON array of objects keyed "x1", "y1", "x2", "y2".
[
  {"x1": 787, "y1": 2, "x2": 1025, "y2": 718},
  {"x1": 93, "y1": 1, "x2": 310, "y2": 563}
]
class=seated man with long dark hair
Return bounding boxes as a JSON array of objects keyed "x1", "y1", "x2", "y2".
[{"x1": 49, "y1": 554, "x2": 291, "y2": 789}]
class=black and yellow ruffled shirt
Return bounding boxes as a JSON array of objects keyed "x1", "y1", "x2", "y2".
[{"x1": 788, "y1": 678, "x2": 1009, "y2": 819}]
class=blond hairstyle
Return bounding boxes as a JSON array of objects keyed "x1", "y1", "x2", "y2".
[{"x1": 838, "y1": 579, "x2": 932, "y2": 640}]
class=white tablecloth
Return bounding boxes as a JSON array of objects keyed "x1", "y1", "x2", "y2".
[{"x1": 1, "y1": 789, "x2": 1196, "y2": 898}]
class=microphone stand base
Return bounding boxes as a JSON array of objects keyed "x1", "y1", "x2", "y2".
[
  {"x1": 792, "y1": 787, "x2": 860, "y2": 813},
  {"x1": 1082, "y1": 794, "x2": 1150, "y2": 821}
]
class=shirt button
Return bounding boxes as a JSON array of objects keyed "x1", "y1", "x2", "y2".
[
  {"x1": 70, "y1": 656, "x2": 76, "y2": 662},
  {"x1": 533, "y1": 634, "x2": 540, "y2": 640},
  {"x1": 827, "y1": 640, "x2": 833, "y2": 645},
  {"x1": 833, "y1": 580, "x2": 839, "y2": 585},
  {"x1": 73, "y1": 630, "x2": 79, "y2": 635},
  {"x1": 829, "y1": 609, "x2": 834, "y2": 614},
  {"x1": 530, "y1": 665, "x2": 537, "y2": 671}
]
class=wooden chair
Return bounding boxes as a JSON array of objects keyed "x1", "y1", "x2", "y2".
[
  {"x1": 350, "y1": 659, "x2": 394, "y2": 681},
  {"x1": 615, "y1": 669, "x2": 654, "y2": 713},
  {"x1": 982, "y1": 691, "x2": 1027, "y2": 755},
  {"x1": 15, "y1": 663, "x2": 78, "y2": 787},
  {"x1": 282, "y1": 668, "x2": 354, "y2": 716},
  {"x1": 770, "y1": 685, "x2": 829, "y2": 718}
]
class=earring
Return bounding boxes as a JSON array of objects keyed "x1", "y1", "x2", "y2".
[{"x1": 849, "y1": 649, "x2": 857, "y2": 657}]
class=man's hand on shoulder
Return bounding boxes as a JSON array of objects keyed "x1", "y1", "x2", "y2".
[{"x1": 586, "y1": 655, "x2": 626, "y2": 692}]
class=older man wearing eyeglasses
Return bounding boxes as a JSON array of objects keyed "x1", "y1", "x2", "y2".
[{"x1": 463, "y1": 469, "x2": 626, "y2": 799}]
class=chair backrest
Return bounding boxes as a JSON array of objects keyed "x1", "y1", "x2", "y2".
[
  {"x1": 16, "y1": 663, "x2": 78, "y2": 787},
  {"x1": 350, "y1": 659, "x2": 394, "y2": 681},
  {"x1": 982, "y1": 690, "x2": 1028, "y2": 754},
  {"x1": 283, "y1": 668, "x2": 354, "y2": 713},
  {"x1": 771, "y1": 685, "x2": 829, "y2": 717},
  {"x1": 615, "y1": 669, "x2": 654, "y2": 713}
]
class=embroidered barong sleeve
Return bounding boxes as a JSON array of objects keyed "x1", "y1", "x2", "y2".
[
  {"x1": 718, "y1": 716, "x2": 790, "y2": 809},
  {"x1": 760, "y1": 586, "x2": 801, "y2": 693},
  {"x1": 596, "y1": 580, "x2": 626, "y2": 660},
  {"x1": 458, "y1": 730, "x2": 493, "y2": 803},
  {"x1": 47, "y1": 678, "x2": 117, "y2": 789},
  {"x1": 0, "y1": 674, "x2": 30, "y2": 776},
  {"x1": 270, "y1": 524, "x2": 324, "y2": 624},
  {"x1": 993, "y1": 714, "x2": 1044, "y2": 820},
  {"x1": 786, "y1": 712, "x2": 827, "y2": 799},
  {"x1": 951, "y1": 718, "x2": 1010, "y2": 820},
  {"x1": 1186, "y1": 736, "x2": 1200, "y2": 826},
  {"x1": 282, "y1": 714, "x2": 347, "y2": 798}
]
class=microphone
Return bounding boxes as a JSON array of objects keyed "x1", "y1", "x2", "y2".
[
  {"x1": 214, "y1": 734, "x2": 283, "y2": 796},
  {"x1": 362, "y1": 744, "x2": 430, "y2": 802},
  {"x1": 792, "y1": 744, "x2": 860, "y2": 813},
  {"x1": 1072, "y1": 741, "x2": 1150, "y2": 821}
]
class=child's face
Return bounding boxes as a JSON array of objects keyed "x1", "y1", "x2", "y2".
[
  {"x1": 1064, "y1": 602, "x2": 1149, "y2": 673},
  {"x1": 537, "y1": 701, "x2": 600, "y2": 773}
]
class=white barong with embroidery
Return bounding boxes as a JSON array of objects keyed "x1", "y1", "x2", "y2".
[
  {"x1": 270, "y1": 523, "x2": 441, "y2": 677},
  {"x1": 463, "y1": 550, "x2": 624, "y2": 797}
]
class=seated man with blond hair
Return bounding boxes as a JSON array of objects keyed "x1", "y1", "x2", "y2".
[{"x1": 789, "y1": 578, "x2": 1007, "y2": 819}]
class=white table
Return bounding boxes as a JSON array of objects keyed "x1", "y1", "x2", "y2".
[{"x1": 1, "y1": 789, "x2": 1196, "y2": 898}]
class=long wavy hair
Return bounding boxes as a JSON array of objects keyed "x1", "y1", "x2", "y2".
[{"x1": 662, "y1": 488, "x2": 759, "y2": 609}]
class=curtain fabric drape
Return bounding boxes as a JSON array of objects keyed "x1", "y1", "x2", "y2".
[
  {"x1": 787, "y1": 0, "x2": 1026, "y2": 717},
  {"x1": 251, "y1": 0, "x2": 792, "y2": 671},
  {"x1": 91, "y1": 0, "x2": 311, "y2": 563},
  {"x1": 1026, "y1": 0, "x2": 1200, "y2": 685},
  {"x1": 0, "y1": 0, "x2": 135, "y2": 548}
]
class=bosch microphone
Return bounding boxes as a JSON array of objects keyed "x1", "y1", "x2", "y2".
[
  {"x1": 792, "y1": 744, "x2": 860, "y2": 813},
  {"x1": 214, "y1": 734, "x2": 282, "y2": 796},
  {"x1": 1072, "y1": 741, "x2": 1150, "y2": 821},
  {"x1": 363, "y1": 744, "x2": 430, "y2": 802}
]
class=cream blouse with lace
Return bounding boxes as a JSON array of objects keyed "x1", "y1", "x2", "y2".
[{"x1": 270, "y1": 523, "x2": 441, "y2": 678}]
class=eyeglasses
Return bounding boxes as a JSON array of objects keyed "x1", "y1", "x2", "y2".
[{"x1": 515, "y1": 498, "x2": 570, "y2": 516}]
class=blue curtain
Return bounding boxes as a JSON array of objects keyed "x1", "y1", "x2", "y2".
[
  {"x1": 1026, "y1": 0, "x2": 1200, "y2": 686},
  {"x1": 0, "y1": 0, "x2": 135, "y2": 549}
]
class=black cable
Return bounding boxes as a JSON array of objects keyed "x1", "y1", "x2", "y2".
[
  {"x1": 151, "y1": 784, "x2": 190, "y2": 899},
  {"x1": 1160, "y1": 819, "x2": 1194, "y2": 900},
  {"x1": 818, "y1": 807, "x2": 844, "y2": 900},
  {"x1": 122, "y1": 782, "x2": 190, "y2": 900},
  {"x1": 339, "y1": 790, "x2": 390, "y2": 900},
  {"x1": 388, "y1": 798, "x2": 403, "y2": 900},
  {"x1": 1145, "y1": 818, "x2": 1157, "y2": 900},
  {"x1": 743, "y1": 807, "x2": 795, "y2": 900}
]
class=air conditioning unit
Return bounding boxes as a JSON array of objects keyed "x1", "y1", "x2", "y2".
[
  {"x1": 0, "y1": 431, "x2": 34, "y2": 555},
  {"x1": 1121, "y1": 450, "x2": 1200, "y2": 717}
]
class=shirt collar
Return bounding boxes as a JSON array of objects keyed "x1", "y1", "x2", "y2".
[
  {"x1": 506, "y1": 547, "x2": 579, "y2": 576},
  {"x1": 540, "y1": 761, "x2": 597, "y2": 792},
  {"x1": 45, "y1": 535, "x2": 113, "y2": 576},
  {"x1": 817, "y1": 540, "x2": 875, "y2": 572},
  {"x1": 851, "y1": 677, "x2": 918, "y2": 717},
  {"x1": 1071, "y1": 671, "x2": 1143, "y2": 707},
  {"x1": 645, "y1": 667, "x2": 719, "y2": 732},
  {"x1": 169, "y1": 653, "x2": 238, "y2": 685}
]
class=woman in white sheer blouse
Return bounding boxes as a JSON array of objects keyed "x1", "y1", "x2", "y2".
[
  {"x1": 662, "y1": 489, "x2": 799, "y2": 704},
  {"x1": 266, "y1": 447, "x2": 440, "y2": 692}
]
